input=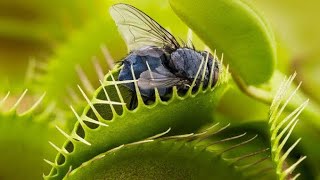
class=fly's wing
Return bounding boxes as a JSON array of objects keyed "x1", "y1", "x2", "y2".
[
  {"x1": 109, "y1": 3, "x2": 180, "y2": 52},
  {"x1": 138, "y1": 66, "x2": 183, "y2": 89}
]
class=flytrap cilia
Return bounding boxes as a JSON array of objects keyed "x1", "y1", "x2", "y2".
[{"x1": 110, "y1": 3, "x2": 220, "y2": 108}]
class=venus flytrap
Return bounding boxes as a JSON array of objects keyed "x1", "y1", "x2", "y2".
[
  {"x1": 44, "y1": 51, "x2": 230, "y2": 179},
  {"x1": 63, "y1": 124, "x2": 272, "y2": 180},
  {"x1": 41, "y1": 1, "x2": 311, "y2": 179},
  {"x1": 0, "y1": 0, "x2": 315, "y2": 179},
  {"x1": 268, "y1": 74, "x2": 308, "y2": 180},
  {"x1": 0, "y1": 90, "x2": 64, "y2": 180}
]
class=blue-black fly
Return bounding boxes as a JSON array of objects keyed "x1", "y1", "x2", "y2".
[{"x1": 110, "y1": 3, "x2": 220, "y2": 109}]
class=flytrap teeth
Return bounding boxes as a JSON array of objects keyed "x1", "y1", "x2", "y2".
[
  {"x1": 70, "y1": 105, "x2": 108, "y2": 128},
  {"x1": 21, "y1": 92, "x2": 46, "y2": 115},
  {"x1": 205, "y1": 132, "x2": 247, "y2": 148},
  {"x1": 49, "y1": 141, "x2": 69, "y2": 154},
  {"x1": 269, "y1": 72, "x2": 307, "y2": 179},
  {"x1": 101, "y1": 44, "x2": 115, "y2": 69},
  {"x1": 9, "y1": 89, "x2": 28, "y2": 111},
  {"x1": 44, "y1": 159, "x2": 56, "y2": 167},
  {"x1": 78, "y1": 85, "x2": 104, "y2": 121},
  {"x1": 146, "y1": 128, "x2": 171, "y2": 140},
  {"x1": 236, "y1": 156, "x2": 270, "y2": 170},
  {"x1": 219, "y1": 135, "x2": 258, "y2": 155},
  {"x1": 109, "y1": 72, "x2": 126, "y2": 104},
  {"x1": 92, "y1": 57, "x2": 105, "y2": 80},
  {"x1": 99, "y1": 79, "x2": 124, "y2": 113},
  {"x1": 190, "y1": 56, "x2": 204, "y2": 92},
  {"x1": 76, "y1": 65, "x2": 95, "y2": 95},
  {"x1": 130, "y1": 64, "x2": 143, "y2": 103},
  {"x1": 1, "y1": 89, "x2": 46, "y2": 115},
  {"x1": 0, "y1": 91, "x2": 10, "y2": 106},
  {"x1": 231, "y1": 148, "x2": 270, "y2": 165},
  {"x1": 56, "y1": 126, "x2": 91, "y2": 146}
]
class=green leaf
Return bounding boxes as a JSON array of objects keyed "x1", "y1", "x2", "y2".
[
  {"x1": 0, "y1": 91, "x2": 64, "y2": 180},
  {"x1": 62, "y1": 123, "x2": 275, "y2": 180},
  {"x1": 170, "y1": 0, "x2": 276, "y2": 85},
  {"x1": 64, "y1": 126, "x2": 247, "y2": 180},
  {"x1": 44, "y1": 61, "x2": 230, "y2": 179}
]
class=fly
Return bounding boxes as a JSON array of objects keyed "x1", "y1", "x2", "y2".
[{"x1": 109, "y1": 3, "x2": 220, "y2": 108}]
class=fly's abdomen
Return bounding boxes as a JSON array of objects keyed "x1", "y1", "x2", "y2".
[{"x1": 118, "y1": 47, "x2": 169, "y2": 97}]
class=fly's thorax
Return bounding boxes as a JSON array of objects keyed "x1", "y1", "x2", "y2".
[
  {"x1": 170, "y1": 48, "x2": 204, "y2": 78},
  {"x1": 170, "y1": 48, "x2": 217, "y2": 87}
]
